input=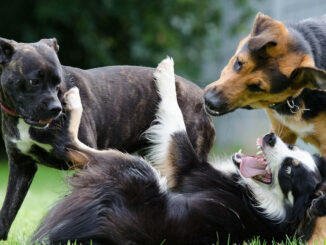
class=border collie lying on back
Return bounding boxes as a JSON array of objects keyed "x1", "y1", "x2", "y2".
[{"x1": 33, "y1": 58, "x2": 326, "y2": 245}]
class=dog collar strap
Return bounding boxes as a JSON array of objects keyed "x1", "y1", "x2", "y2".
[{"x1": 0, "y1": 101, "x2": 19, "y2": 117}]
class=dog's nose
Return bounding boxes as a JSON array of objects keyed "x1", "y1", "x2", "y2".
[
  {"x1": 263, "y1": 133, "x2": 276, "y2": 147},
  {"x1": 204, "y1": 90, "x2": 228, "y2": 115},
  {"x1": 47, "y1": 102, "x2": 62, "y2": 117}
]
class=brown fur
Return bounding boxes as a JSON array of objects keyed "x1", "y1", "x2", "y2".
[{"x1": 204, "y1": 12, "x2": 326, "y2": 242}]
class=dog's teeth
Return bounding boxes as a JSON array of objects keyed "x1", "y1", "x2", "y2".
[{"x1": 256, "y1": 150, "x2": 263, "y2": 155}]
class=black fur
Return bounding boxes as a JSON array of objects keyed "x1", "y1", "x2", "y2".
[
  {"x1": 32, "y1": 131, "x2": 326, "y2": 244},
  {"x1": 270, "y1": 16, "x2": 326, "y2": 116},
  {"x1": 0, "y1": 38, "x2": 215, "y2": 240}
]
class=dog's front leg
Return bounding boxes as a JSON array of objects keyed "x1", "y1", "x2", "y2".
[{"x1": 0, "y1": 154, "x2": 37, "y2": 240}]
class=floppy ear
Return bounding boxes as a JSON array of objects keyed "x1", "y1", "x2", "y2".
[
  {"x1": 247, "y1": 13, "x2": 281, "y2": 52},
  {"x1": 290, "y1": 66, "x2": 326, "y2": 90},
  {"x1": 0, "y1": 38, "x2": 15, "y2": 64},
  {"x1": 40, "y1": 38, "x2": 59, "y2": 53}
]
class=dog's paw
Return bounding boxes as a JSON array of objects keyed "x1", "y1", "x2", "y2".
[
  {"x1": 153, "y1": 57, "x2": 176, "y2": 99},
  {"x1": 63, "y1": 87, "x2": 82, "y2": 111},
  {"x1": 308, "y1": 195, "x2": 326, "y2": 218}
]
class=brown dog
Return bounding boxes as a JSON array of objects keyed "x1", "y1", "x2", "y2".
[
  {"x1": 204, "y1": 13, "x2": 326, "y2": 153},
  {"x1": 203, "y1": 13, "x2": 326, "y2": 243}
]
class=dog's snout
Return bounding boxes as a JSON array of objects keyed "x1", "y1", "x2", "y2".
[
  {"x1": 263, "y1": 133, "x2": 276, "y2": 147},
  {"x1": 204, "y1": 90, "x2": 228, "y2": 115},
  {"x1": 47, "y1": 101, "x2": 62, "y2": 117}
]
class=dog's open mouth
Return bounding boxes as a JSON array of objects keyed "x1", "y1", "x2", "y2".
[
  {"x1": 23, "y1": 117, "x2": 53, "y2": 129},
  {"x1": 232, "y1": 138, "x2": 272, "y2": 184}
]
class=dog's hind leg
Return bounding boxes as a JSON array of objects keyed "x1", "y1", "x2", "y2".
[
  {"x1": 63, "y1": 87, "x2": 128, "y2": 165},
  {"x1": 145, "y1": 57, "x2": 200, "y2": 187}
]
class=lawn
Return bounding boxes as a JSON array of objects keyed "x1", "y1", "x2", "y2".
[
  {"x1": 0, "y1": 159, "x2": 310, "y2": 245},
  {"x1": 0, "y1": 160, "x2": 70, "y2": 245}
]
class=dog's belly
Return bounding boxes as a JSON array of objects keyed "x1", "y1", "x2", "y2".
[
  {"x1": 273, "y1": 112, "x2": 315, "y2": 137},
  {"x1": 10, "y1": 119, "x2": 53, "y2": 159}
]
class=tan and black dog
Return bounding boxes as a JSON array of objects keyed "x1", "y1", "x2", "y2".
[
  {"x1": 204, "y1": 13, "x2": 326, "y2": 243},
  {"x1": 204, "y1": 13, "x2": 326, "y2": 153},
  {"x1": 0, "y1": 38, "x2": 215, "y2": 240}
]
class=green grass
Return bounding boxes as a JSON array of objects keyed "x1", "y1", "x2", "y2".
[
  {"x1": 0, "y1": 161, "x2": 70, "y2": 245},
  {"x1": 0, "y1": 159, "x2": 313, "y2": 245}
]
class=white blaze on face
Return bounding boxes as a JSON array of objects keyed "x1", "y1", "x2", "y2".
[
  {"x1": 262, "y1": 136, "x2": 317, "y2": 173},
  {"x1": 238, "y1": 135, "x2": 318, "y2": 222}
]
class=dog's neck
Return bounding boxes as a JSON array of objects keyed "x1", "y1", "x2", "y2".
[
  {"x1": 287, "y1": 18, "x2": 326, "y2": 70},
  {"x1": 269, "y1": 95, "x2": 305, "y2": 116}
]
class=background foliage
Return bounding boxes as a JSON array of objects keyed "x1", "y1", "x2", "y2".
[
  {"x1": 0, "y1": 0, "x2": 256, "y2": 156},
  {"x1": 0, "y1": 0, "x2": 255, "y2": 79}
]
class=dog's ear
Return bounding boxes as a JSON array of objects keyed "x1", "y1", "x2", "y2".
[
  {"x1": 247, "y1": 13, "x2": 282, "y2": 52},
  {"x1": 40, "y1": 38, "x2": 59, "y2": 53},
  {"x1": 0, "y1": 38, "x2": 15, "y2": 64},
  {"x1": 290, "y1": 66, "x2": 326, "y2": 90},
  {"x1": 314, "y1": 155, "x2": 326, "y2": 179}
]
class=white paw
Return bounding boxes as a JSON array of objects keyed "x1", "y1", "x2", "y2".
[
  {"x1": 63, "y1": 87, "x2": 82, "y2": 111},
  {"x1": 153, "y1": 57, "x2": 176, "y2": 99}
]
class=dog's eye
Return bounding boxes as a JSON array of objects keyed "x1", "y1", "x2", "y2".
[
  {"x1": 247, "y1": 83, "x2": 265, "y2": 93},
  {"x1": 29, "y1": 79, "x2": 40, "y2": 86},
  {"x1": 233, "y1": 58, "x2": 243, "y2": 72}
]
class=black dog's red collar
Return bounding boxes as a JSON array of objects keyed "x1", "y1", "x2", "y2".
[{"x1": 0, "y1": 101, "x2": 19, "y2": 117}]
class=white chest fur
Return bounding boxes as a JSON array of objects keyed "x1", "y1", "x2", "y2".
[
  {"x1": 11, "y1": 119, "x2": 53, "y2": 154},
  {"x1": 272, "y1": 111, "x2": 315, "y2": 137}
]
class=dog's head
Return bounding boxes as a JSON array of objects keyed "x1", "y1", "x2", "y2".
[
  {"x1": 204, "y1": 13, "x2": 326, "y2": 116},
  {"x1": 233, "y1": 133, "x2": 326, "y2": 222},
  {"x1": 0, "y1": 37, "x2": 63, "y2": 128}
]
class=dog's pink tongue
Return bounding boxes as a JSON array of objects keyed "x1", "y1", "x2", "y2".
[{"x1": 240, "y1": 156, "x2": 267, "y2": 178}]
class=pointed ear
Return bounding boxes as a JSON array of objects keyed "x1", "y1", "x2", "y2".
[
  {"x1": 40, "y1": 38, "x2": 59, "y2": 53},
  {"x1": 290, "y1": 66, "x2": 326, "y2": 90},
  {"x1": 0, "y1": 38, "x2": 15, "y2": 64},
  {"x1": 247, "y1": 13, "x2": 282, "y2": 52}
]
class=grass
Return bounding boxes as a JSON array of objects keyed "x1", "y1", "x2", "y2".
[
  {"x1": 0, "y1": 159, "x2": 314, "y2": 245},
  {"x1": 0, "y1": 160, "x2": 70, "y2": 245}
]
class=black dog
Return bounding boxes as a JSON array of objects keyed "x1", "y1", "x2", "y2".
[
  {"x1": 33, "y1": 58, "x2": 326, "y2": 245},
  {"x1": 0, "y1": 38, "x2": 215, "y2": 240}
]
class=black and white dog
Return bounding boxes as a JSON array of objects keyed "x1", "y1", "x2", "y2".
[{"x1": 33, "y1": 58, "x2": 326, "y2": 244}]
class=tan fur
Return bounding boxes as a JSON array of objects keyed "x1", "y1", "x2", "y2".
[
  {"x1": 205, "y1": 13, "x2": 326, "y2": 241},
  {"x1": 308, "y1": 217, "x2": 326, "y2": 244}
]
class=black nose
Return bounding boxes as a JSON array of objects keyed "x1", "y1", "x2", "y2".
[
  {"x1": 47, "y1": 102, "x2": 62, "y2": 117},
  {"x1": 204, "y1": 90, "x2": 228, "y2": 115},
  {"x1": 263, "y1": 133, "x2": 276, "y2": 147}
]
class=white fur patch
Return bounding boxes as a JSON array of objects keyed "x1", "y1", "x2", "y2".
[
  {"x1": 12, "y1": 119, "x2": 53, "y2": 154},
  {"x1": 264, "y1": 136, "x2": 317, "y2": 173},
  {"x1": 210, "y1": 156, "x2": 238, "y2": 176},
  {"x1": 273, "y1": 111, "x2": 315, "y2": 138},
  {"x1": 240, "y1": 176, "x2": 287, "y2": 221},
  {"x1": 239, "y1": 135, "x2": 317, "y2": 222},
  {"x1": 145, "y1": 57, "x2": 186, "y2": 165}
]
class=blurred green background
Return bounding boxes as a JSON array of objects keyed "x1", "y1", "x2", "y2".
[{"x1": 0, "y1": 0, "x2": 259, "y2": 157}]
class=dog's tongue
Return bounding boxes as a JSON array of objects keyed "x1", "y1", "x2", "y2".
[
  {"x1": 38, "y1": 119, "x2": 52, "y2": 125},
  {"x1": 240, "y1": 155, "x2": 267, "y2": 178}
]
